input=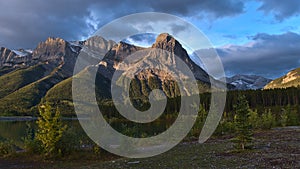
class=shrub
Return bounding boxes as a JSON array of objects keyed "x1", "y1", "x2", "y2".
[
  {"x1": 280, "y1": 108, "x2": 288, "y2": 127},
  {"x1": 248, "y1": 109, "x2": 259, "y2": 129},
  {"x1": 285, "y1": 105, "x2": 299, "y2": 126},
  {"x1": 36, "y1": 102, "x2": 67, "y2": 157},
  {"x1": 57, "y1": 127, "x2": 81, "y2": 155},
  {"x1": 23, "y1": 122, "x2": 42, "y2": 154},
  {"x1": 261, "y1": 109, "x2": 276, "y2": 129},
  {"x1": 0, "y1": 140, "x2": 15, "y2": 156}
]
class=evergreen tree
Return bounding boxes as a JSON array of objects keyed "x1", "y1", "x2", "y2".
[{"x1": 233, "y1": 95, "x2": 253, "y2": 150}]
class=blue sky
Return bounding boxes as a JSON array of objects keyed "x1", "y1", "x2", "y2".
[
  {"x1": 0, "y1": 0, "x2": 300, "y2": 78},
  {"x1": 193, "y1": 1, "x2": 300, "y2": 47}
]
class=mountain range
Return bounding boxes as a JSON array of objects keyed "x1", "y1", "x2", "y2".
[
  {"x1": 0, "y1": 33, "x2": 299, "y2": 116},
  {"x1": 0, "y1": 33, "x2": 213, "y2": 116},
  {"x1": 225, "y1": 75, "x2": 271, "y2": 90}
]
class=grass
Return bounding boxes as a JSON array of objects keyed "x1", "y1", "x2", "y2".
[
  {"x1": 0, "y1": 64, "x2": 54, "y2": 99},
  {"x1": 0, "y1": 65, "x2": 65, "y2": 116},
  {"x1": 0, "y1": 127, "x2": 299, "y2": 169}
]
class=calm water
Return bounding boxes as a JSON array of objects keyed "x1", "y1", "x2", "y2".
[
  {"x1": 0, "y1": 118, "x2": 174, "y2": 148},
  {"x1": 0, "y1": 120, "x2": 83, "y2": 148}
]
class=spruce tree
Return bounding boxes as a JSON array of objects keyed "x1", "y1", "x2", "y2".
[{"x1": 233, "y1": 95, "x2": 253, "y2": 150}]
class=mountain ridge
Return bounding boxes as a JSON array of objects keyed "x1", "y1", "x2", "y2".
[
  {"x1": 264, "y1": 67, "x2": 300, "y2": 89},
  {"x1": 225, "y1": 74, "x2": 272, "y2": 90},
  {"x1": 0, "y1": 33, "x2": 214, "y2": 116}
]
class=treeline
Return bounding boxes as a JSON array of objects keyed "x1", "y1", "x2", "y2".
[
  {"x1": 76, "y1": 87, "x2": 300, "y2": 119},
  {"x1": 198, "y1": 86, "x2": 300, "y2": 113}
]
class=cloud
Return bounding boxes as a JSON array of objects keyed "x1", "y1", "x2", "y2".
[
  {"x1": 147, "y1": 0, "x2": 245, "y2": 18},
  {"x1": 0, "y1": 0, "x2": 245, "y2": 49},
  {"x1": 196, "y1": 32, "x2": 300, "y2": 78},
  {"x1": 257, "y1": 0, "x2": 300, "y2": 21},
  {"x1": 123, "y1": 33, "x2": 157, "y2": 47}
]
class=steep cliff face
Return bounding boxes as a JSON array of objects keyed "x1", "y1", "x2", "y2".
[
  {"x1": 0, "y1": 47, "x2": 32, "y2": 68},
  {"x1": 92, "y1": 33, "x2": 211, "y2": 98},
  {"x1": 84, "y1": 36, "x2": 116, "y2": 54},
  {"x1": 152, "y1": 33, "x2": 210, "y2": 83}
]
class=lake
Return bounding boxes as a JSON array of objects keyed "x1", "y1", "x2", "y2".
[{"x1": 0, "y1": 117, "x2": 174, "y2": 148}]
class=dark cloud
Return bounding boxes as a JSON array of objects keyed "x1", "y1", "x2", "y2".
[
  {"x1": 148, "y1": 0, "x2": 244, "y2": 18},
  {"x1": 169, "y1": 24, "x2": 189, "y2": 35},
  {"x1": 257, "y1": 0, "x2": 300, "y2": 21},
  {"x1": 0, "y1": 0, "x2": 245, "y2": 49},
  {"x1": 196, "y1": 32, "x2": 300, "y2": 79}
]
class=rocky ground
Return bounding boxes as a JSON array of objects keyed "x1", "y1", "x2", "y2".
[{"x1": 1, "y1": 127, "x2": 299, "y2": 169}]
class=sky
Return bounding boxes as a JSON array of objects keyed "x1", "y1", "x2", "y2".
[{"x1": 0, "y1": 0, "x2": 300, "y2": 79}]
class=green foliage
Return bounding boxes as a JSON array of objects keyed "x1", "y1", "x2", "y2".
[
  {"x1": 57, "y1": 126, "x2": 81, "y2": 155},
  {"x1": 23, "y1": 122, "x2": 41, "y2": 154},
  {"x1": 280, "y1": 108, "x2": 289, "y2": 127},
  {"x1": 36, "y1": 103, "x2": 67, "y2": 157},
  {"x1": 248, "y1": 109, "x2": 259, "y2": 129},
  {"x1": 0, "y1": 64, "x2": 49, "y2": 99},
  {"x1": 190, "y1": 104, "x2": 207, "y2": 137},
  {"x1": 285, "y1": 105, "x2": 299, "y2": 126},
  {"x1": 93, "y1": 144, "x2": 101, "y2": 155},
  {"x1": 261, "y1": 109, "x2": 276, "y2": 129},
  {"x1": 0, "y1": 65, "x2": 65, "y2": 116},
  {"x1": 232, "y1": 95, "x2": 253, "y2": 150},
  {"x1": 0, "y1": 140, "x2": 15, "y2": 156}
]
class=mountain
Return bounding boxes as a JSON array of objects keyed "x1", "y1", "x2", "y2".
[
  {"x1": 0, "y1": 37, "x2": 84, "y2": 115},
  {"x1": 43, "y1": 33, "x2": 212, "y2": 115},
  {"x1": 264, "y1": 67, "x2": 300, "y2": 89},
  {"x1": 0, "y1": 47, "x2": 32, "y2": 75},
  {"x1": 0, "y1": 47, "x2": 32, "y2": 67},
  {"x1": 226, "y1": 75, "x2": 271, "y2": 90},
  {"x1": 0, "y1": 33, "x2": 215, "y2": 116},
  {"x1": 0, "y1": 36, "x2": 117, "y2": 115}
]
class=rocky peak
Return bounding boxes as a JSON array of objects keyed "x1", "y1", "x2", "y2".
[
  {"x1": 152, "y1": 33, "x2": 183, "y2": 54},
  {"x1": 32, "y1": 37, "x2": 67, "y2": 61},
  {"x1": 84, "y1": 36, "x2": 116, "y2": 52},
  {"x1": 0, "y1": 47, "x2": 32, "y2": 68},
  {"x1": 103, "y1": 41, "x2": 144, "y2": 62},
  {"x1": 0, "y1": 47, "x2": 17, "y2": 67},
  {"x1": 152, "y1": 33, "x2": 210, "y2": 83}
]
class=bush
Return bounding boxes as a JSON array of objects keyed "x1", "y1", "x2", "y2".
[
  {"x1": 261, "y1": 109, "x2": 276, "y2": 129},
  {"x1": 57, "y1": 127, "x2": 81, "y2": 155},
  {"x1": 36, "y1": 102, "x2": 67, "y2": 157},
  {"x1": 23, "y1": 122, "x2": 42, "y2": 154},
  {"x1": 0, "y1": 140, "x2": 15, "y2": 156},
  {"x1": 280, "y1": 108, "x2": 288, "y2": 127},
  {"x1": 285, "y1": 105, "x2": 299, "y2": 126},
  {"x1": 248, "y1": 109, "x2": 259, "y2": 129}
]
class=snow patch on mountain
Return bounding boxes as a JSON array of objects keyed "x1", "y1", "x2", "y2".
[{"x1": 226, "y1": 75, "x2": 272, "y2": 90}]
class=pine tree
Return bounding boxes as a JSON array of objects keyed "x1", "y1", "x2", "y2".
[
  {"x1": 36, "y1": 102, "x2": 67, "y2": 156},
  {"x1": 233, "y1": 95, "x2": 253, "y2": 150}
]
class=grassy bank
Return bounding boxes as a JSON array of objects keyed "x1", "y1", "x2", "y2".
[{"x1": 1, "y1": 127, "x2": 299, "y2": 169}]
